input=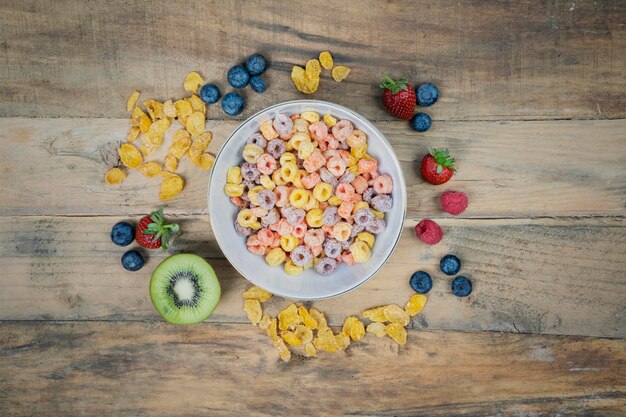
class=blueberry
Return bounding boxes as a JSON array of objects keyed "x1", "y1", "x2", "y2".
[
  {"x1": 410, "y1": 112, "x2": 432, "y2": 132},
  {"x1": 121, "y1": 250, "x2": 144, "y2": 272},
  {"x1": 245, "y1": 53, "x2": 268, "y2": 76},
  {"x1": 221, "y1": 92, "x2": 245, "y2": 116},
  {"x1": 416, "y1": 83, "x2": 439, "y2": 107},
  {"x1": 440, "y1": 254, "x2": 461, "y2": 276},
  {"x1": 409, "y1": 271, "x2": 432, "y2": 294},
  {"x1": 199, "y1": 83, "x2": 221, "y2": 104},
  {"x1": 110, "y1": 222, "x2": 134, "y2": 246},
  {"x1": 451, "y1": 276, "x2": 472, "y2": 297},
  {"x1": 249, "y1": 76, "x2": 266, "y2": 93},
  {"x1": 227, "y1": 65, "x2": 250, "y2": 88}
]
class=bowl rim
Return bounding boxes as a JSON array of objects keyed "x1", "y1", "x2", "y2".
[{"x1": 208, "y1": 99, "x2": 407, "y2": 300}]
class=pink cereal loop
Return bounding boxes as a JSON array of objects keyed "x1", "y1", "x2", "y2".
[
  {"x1": 357, "y1": 158, "x2": 377, "y2": 174},
  {"x1": 335, "y1": 183, "x2": 355, "y2": 201},
  {"x1": 327, "y1": 157, "x2": 346, "y2": 177},
  {"x1": 250, "y1": 206, "x2": 268, "y2": 217},
  {"x1": 321, "y1": 225, "x2": 334, "y2": 236},
  {"x1": 301, "y1": 172, "x2": 321, "y2": 189},
  {"x1": 351, "y1": 176, "x2": 369, "y2": 194},
  {"x1": 323, "y1": 149, "x2": 340, "y2": 160},
  {"x1": 274, "y1": 186, "x2": 290, "y2": 207},
  {"x1": 292, "y1": 221, "x2": 308, "y2": 238},
  {"x1": 270, "y1": 232, "x2": 281, "y2": 248},
  {"x1": 338, "y1": 150, "x2": 351, "y2": 164},
  {"x1": 341, "y1": 251, "x2": 355, "y2": 265},
  {"x1": 308, "y1": 121, "x2": 329, "y2": 141},
  {"x1": 370, "y1": 170, "x2": 380, "y2": 179},
  {"x1": 303, "y1": 151, "x2": 326, "y2": 173},
  {"x1": 338, "y1": 201, "x2": 355, "y2": 219},
  {"x1": 257, "y1": 154, "x2": 277, "y2": 175},
  {"x1": 318, "y1": 138, "x2": 329, "y2": 152},
  {"x1": 268, "y1": 221, "x2": 280, "y2": 232},
  {"x1": 373, "y1": 174, "x2": 393, "y2": 194},
  {"x1": 326, "y1": 135, "x2": 339, "y2": 150},
  {"x1": 276, "y1": 218, "x2": 294, "y2": 236},
  {"x1": 332, "y1": 120, "x2": 354, "y2": 141},
  {"x1": 304, "y1": 229, "x2": 325, "y2": 247},
  {"x1": 230, "y1": 197, "x2": 245, "y2": 208},
  {"x1": 257, "y1": 228, "x2": 274, "y2": 246}
]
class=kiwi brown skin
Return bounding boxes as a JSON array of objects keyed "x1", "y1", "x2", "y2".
[{"x1": 150, "y1": 253, "x2": 221, "y2": 325}]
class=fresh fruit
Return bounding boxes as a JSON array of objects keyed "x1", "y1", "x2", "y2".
[
  {"x1": 250, "y1": 76, "x2": 266, "y2": 93},
  {"x1": 221, "y1": 92, "x2": 245, "y2": 116},
  {"x1": 121, "y1": 250, "x2": 144, "y2": 271},
  {"x1": 245, "y1": 53, "x2": 268, "y2": 76},
  {"x1": 416, "y1": 83, "x2": 439, "y2": 107},
  {"x1": 135, "y1": 208, "x2": 179, "y2": 250},
  {"x1": 451, "y1": 276, "x2": 472, "y2": 297},
  {"x1": 441, "y1": 190, "x2": 468, "y2": 215},
  {"x1": 227, "y1": 65, "x2": 251, "y2": 88},
  {"x1": 150, "y1": 254, "x2": 221, "y2": 324},
  {"x1": 110, "y1": 222, "x2": 134, "y2": 246},
  {"x1": 409, "y1": 271, "x2": 432, "y2": 294},
  {"x1": 420, "y1": 147, "x2": 456, "y2": 185},
  {"x1": 199, "y1": 83, "x2": 221, "y2": 104},
  {"x1": 440, "y1": 254, "x2": 461, "y2": 276},
  {"x1": 415, "y1": 219, "x2": 443, "y2": 245},
  {"x1": 410, "y1": 112, "x2": 432, "y2": 132},
  {"x1": 378, "y1": 75, "x2": 416, "y2": 120}
]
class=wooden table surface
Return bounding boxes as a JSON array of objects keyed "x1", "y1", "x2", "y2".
[{"x1": 1, "y1": 1, "x2": 625, "y2": 415}]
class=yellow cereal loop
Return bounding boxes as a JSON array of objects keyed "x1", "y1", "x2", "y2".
[
  {"x1": 323, "y1": 113, "x2": 337, "y2": 127},
  {"x1": 105, "y1": 167, "x2": 126, "y2": 185},
  {"x1": 350, "y1": 241, "x2": 371, "y2": 263},
  {"x1": 242, "y1": 143, "x2": 264, "y2": 163},
  {"x1": 226, "y1": 166, "x2": 243, "y2": 184},
  {"x1": 301, "y1": 111, "x2": 320, "y2": 123},
  {"x1": 332, "y1": 65, "x2": 351, "y2": 82},
  {"x1": 353, "y1": 201, "x2": 370, "y2": 214},
  {"x1": 351, "y1": 144, "x2": 367, "y2": 159},
  {"x1": 347, "y1": 154, "x2": 359, "y2": 167},
  {"x1": 293, "y1": 118, "x2": 309, "y2": 133},
  {"x1": 371, "y1": 209, "x2": 385, "y2": 219},
  {"x1": 312, "y1": 182, "x2": 332, "y2": 202},
  {"x1": 356, "y1": 232, "x2": 375, "y2": 249},
  {"x1": 272, "y1": 169, "x2": 287, "y2": 186},
  {"x1": 247, "y1": 185, "x2": 264, "y2": 206},
  {"x1": 347, "y1": 165, "x2": 359, "y2": 176},
  {"x1": 249, "y1": 221, "x2": 262, "y2": 231},
  {"x1": 236, "y1": 209, "x2": 257, "y2": 227},
  {"x1": 298, "y1": 140, "x2": 314, "y2": 160},
  {"x1": 327, "y1": 195, "x2": 342, "y2": 206},
  {"x1": 260, "y1": 120, "x2": 279, "y2": 140},
  {"x1": 284, "y1": 260, "x2": 304, "y2": 276},
  {"x1": 184, "y1": 71, "x2": 204, "y2": 92},
  {"x1": 280, "y1": 162, "x2": 298, "y2": 183},
  {"x1": 279, "y1": 152, "x2": 297, "y2": 166},
  {"x1": 126, "y1": 90, "x2": 140, "y2": 112},
  {"x1": 303, "y1": 190, "x2": 318, "y2": 211},
  {"x1": 224, "y1": 183, "x2": 244, "y2": 197},
  {"x1": 305, "y1": 208, "x2": 323, "y2": 228},
  {"x1": 289, "y1": 189, "x2": 309, "y2": 208},
  {"x1": 291, "y1": 169, "x2": 307, "y2": 189},
  {"x1": 289, "y1": 132, "x2": 310, "y2": 150},
  {"x1": 280, "y1": 235, "x2": 299, "y2": 252},
  {"x1": 266, "y1": 247, "x2": 287, "y2": 266},
  {"x1": 259, "y1": 174, "x2": 275, "y2": 190},
  {"x1": 332, "y1": 222, "x2": 352, "y2": 242},
  {"x1": 319, "y1": 51, "x2": 334, "y2": 70}
]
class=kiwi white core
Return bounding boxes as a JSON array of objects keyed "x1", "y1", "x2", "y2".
[{"x1": 173, "y1": 277, "x2": 195, "y2": 302}]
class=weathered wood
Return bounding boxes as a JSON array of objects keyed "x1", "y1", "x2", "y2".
[
  {"x1": 0, "y1": 0, "x2": 624, "y2": 120},
  {"x1": 2, "y1": 215, "x2": 624, "y2": 338},
  {"x1": 0, "y1": 322, "x2": 624, "y2": 417},
  {"x1": 1, "y1": 117, "x2": 624, "y2": 217}
]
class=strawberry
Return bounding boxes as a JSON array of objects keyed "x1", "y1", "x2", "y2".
[
  {"x1": 420, "y1": 147, "x2": 456, "y2": 185},
  {"x1": 378, "y1": 74, "x2": 416, "y2": 120},
  {"x1": 135, "y1": 208, "x2": 179, "y2": 250}
]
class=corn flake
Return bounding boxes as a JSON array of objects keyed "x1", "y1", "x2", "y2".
[
  {"x1": 386, "y1": 322, "x2": 407, "y2": 345},
  {"x1": 184, "y1": 71, "x2": 204, "y2": 93},
  {"x1": 144, "y1": 99, "x2": 164, "y2": 121},
  {"x1": 163, "y1": 99, "x2": 177, "y2": 118},
  {"x1": 186, "y1": 94, "x2": 206, "y2": 114},
  {"x1": 332, "y1": 65, "x2": 351, "y2": 82},
  {"x1": 259, "y1": 314, "x2": 272, "y2": 330},
  {"x1": 304, "y1": 343, "x2": 317, "y2": 357},
  {"x1": 305, "y1": 59, "x2": 322, "y2": 79},
  {"x1": 308, "y1": 308, "x2": 327, "y2": 330},
  {"x1": 126, "y1": 90, "x2": 140, "y2": 112},
  {"x1": 159, "y1": 173, "x2": 184, "y2": 200},
  {"x1": 342, "y1": 316, "x2": 365, "y2": 341},
  {"x1": 281, "y1": 330, "x2": 302, "y2": 346},
  {"x1": 242, "y1": 285, "x2": 272, "y2": 302},
  {"x1": 335, "y1": 332, "x2": 351, "y2": 350},
  {"x1": 298, "y1": 306, "x2": 318, "y2": 330},
  {"x1": 118, "y1": 143, "x2": 142, "y2": 168},
  {"x1": 273, "y1": 337, "x2": 292, "y2": 362},
  {"x1": 313, "y1": 328, "x2": 339, "y2": 352},
  {"x1": 131, "y1": 107, "x2": 152, "y2": 133},
  {"x1": 266, "y1": 318, "x2": 278, "y2": 340},
  {"x1": 366, "y1": 322, "x2": 387, "y2": 337},
  {"x1": 127, "y1": 126, "x2": 140, "y2": 142},
  {"x1": 188, "y1": 132, "x2": 212, "y2": 160},
  {"x1": 319, "y1": 51, "x2": 334, "y2": 70},
  {"x1": 294, "y1": 324, "x2": 313, "y2": 344},
  {"x1": 362, "y1": 306, "x2": 387, "y2": 323},
  {"x1": 168, "y1": 136, "x2": 192, "y2": 159},
  {"x1": 405, "y1": 294, "x2": 428, "y2": 317},
  {"x1": 278, "y1": 303, "x2": 301, "y2": 330},
  {"x1": 105, "y1": 167, "x2": 126, "y2": 185},
  {"x1": 291, "y1": 66, "x2": 306, "y2": 92},
  {"x1": 195, "y1": 153, "x2": 215, "y2": 170},
  {"x1": 174, "y1": 99, "x2": 193, "y2": 123},
  {"x1": 383, "y1": 304, "x2": 411, "y2": 326},
  {"x1": 163, "y1": 154, "x2": 178, "y2": 172},
  {"x1": 243, "y1": 299, "x2": 263, "y2": 326},
  {"x1": 172, "y1": 129, "x2": 191, "y2": 143},
  {"x1": 139, "y1": 162, "x2": 162, "y2": 178}
]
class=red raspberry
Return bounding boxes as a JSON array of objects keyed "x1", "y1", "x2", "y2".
[
  {"x1": 415, "y1": 219, "x2": 443, "y2": 245},
  {"x1": 440, "y1": 191, "x2": 468, "y2": 216}
]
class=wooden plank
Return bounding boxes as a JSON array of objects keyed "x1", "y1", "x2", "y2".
[
  {"x1": 0, "y1": 117, "x2": 624, "y2": 217},
  {"x1": 2, "y1": 215, "x2": 624, "y2": 338},
  {"x1": 1, "y1": 322, "x2": 624, "y2": 416},
  {"x1": 0, "y1": 0, "x2": 624, "y2": 120}
]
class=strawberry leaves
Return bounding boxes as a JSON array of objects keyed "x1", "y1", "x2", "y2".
[
  {"x1": 428, "y1": 147, "x2": 456, "y2": 173},
  {"x1": 142, "y1": 208, "x2": 179, "y2": 250},
  {"x1": 378, "y1": 74, "x2": 409, "y2": 94}
]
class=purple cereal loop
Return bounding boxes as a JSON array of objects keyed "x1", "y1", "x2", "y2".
[
  {"x1": 323, "y1": 238, "x2": 341, "y2": 258},
  {"x1": 339, "y1": 171, "x2": 355, "y2": 184},
  {"x1": 319, "y1": 167, "x2": 335, "y2": 183},
  {"x1": 371, "y1": 194, "x2": 393, "y2": 212},
  {"x1": 366, "y1": 217, "x2": 386, "y2": 234},
  {"x1": 353, "y1": 208, "x2": 374, "y2": 226},
  {"x1": 322, "y1": 206, "x2": 340, "y2": 226},
  {"x1": 362, "y1": 187, "x2": 377, "y2": 203},
  {"x1": 261, "y1": 208, "x2": 280, "y2": 227},
  {"x1": 290, "y1": 245, "x2": 313, "y2": 267},
  {"x1": 267, "y1": 139, "x2": 286, "y2": 158},
  {"x1": 247, "y1": 133, "x2": 267, "y2": 149},
  {"x1": 315, "y1": 257, "x2": 338, "y2": 275},
  {"x1": 272, "y1": 113, "x2": 293, "y2": 136},
  {"x1": 340, "y1": 237, "x2": 355, "y2": 250},
  {"x1": 234, "y1": 222, "x2": 252, "y2": 237},
  {"x1": 350, "y1": 223, "x2": 365, "y2": 237},
  {"x1": 257, "y1": 189, "x2": 277, "y2": 210},
  {"x1": 241, "y1": 162, "x2": 261, "y2": 182}
]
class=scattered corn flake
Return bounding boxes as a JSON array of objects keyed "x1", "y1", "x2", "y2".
[
  {"x1": 294, "y1": 324, "x2": 313, "y2": 344},
  {"x1": 383, "y1": 304, "x2": 411, "y2": 326},
  {"x1": 174, "y1": 99, "x2": 193, "y2": 123},
  {"x1": 278, "y1": 303, "x2": 301, "y2": 330},
  {"x1": 188, "y1": 132, "x2": 212, "y2": 160},
  {"x1": 259, "y1": 313, "x2": 272, "y2": 330},
  {"x1": 362, "y1": 306, "x2": 387, "y2": 323},
  {"x1": 159, "y1": 173, "x2": 184, "y2": 200},
  {"x1": 303, "y1": 74, "x2": 319, "y2": 94},
  {"x1": 386, "y1": 322, "x2": 407, "y2": 345},
  {"x1": 313, "y1": 328, "x2": 340, "y2": 352},
  {"x1": 342, "y1": 316, "x2": 365, "y2": 341},
  {"x1": 281, "y1": 330, "x2": 302, "y2": 346},
  {"x1": 405, "y1": 294, "x2": 428, "y2": 317},
  {"x1": 184, "y1": 71, "x2": 204, "y2": 93},
  {"x1": 332, "y1": 65, "x2": 351, "y2": 82},
  {"x1": 163, "y1": 99, "x2": 177, "y2": 119},
  {"x1": 195, "y1": 153, "x2": 215, "y2": 170},
  {"x1": 308, "y1": 308, "x2": 327, "y2": 330},
  {"x1": 168, "y1": 136, "x2": 192, "y2": 159},
  {"x1": 105, "y1": 167, "x2": 126, "y2": 185},
  {"x1": 127, "y1": 126, "x2": 140, "y2": 142},
  {"x1": 243, "y1": 299, "x2": 263, "y2": 326},
  {"x1": 305, "y1": 59, "x2": 322, "y2": 79},
  {"x1": 366, "y1": 322, "x2": 387, "y2": 337},
  {"x1": 273, "y1": 337, "x2": 292, "y2": 362},
  {"x1": 335, "y1": 332, "x2": 351, "y2": 350},
  {"x1": 186, "y1": 94, "x2": 206, "y2": 114},
  {"x1": 319, "y1": 51, "x2": 334, "y2": 70},
  {"x1": 118, "y1": 143, "x2": 142, "y2": 168},
  {"x1": 298, "y1": 306, "x2": 318, "y2": 330},
  {"x1": 304, "y1": 342, "x2": 317, "y2": 357},
  {"x1": 266, "y1": 318, "x2": 278, "y2": 340},
  {"x1": 172, "y1": 129, "x2": 191, "y2": 143},
  {"x1": 126, "y1": 90, "x2": 140, "y2": 112},
  {"x1": 242, "y1": 286, "x2": 273, "y2": 302},
  {"x1": 139, "y1": 161, "x2": 162, "y2": 177},
  {"x1": 291, "y1": 66, "x2": 306, "y2": 92},
  {"x1": 131, "y1": 107, "x2": 152, "y2": 133},
  {"x1": 144, "y1": 99, "x2": 165, "y2": 121},
  {"x1": 163, "y1": 154, "x2": 178, "y2": 172}
]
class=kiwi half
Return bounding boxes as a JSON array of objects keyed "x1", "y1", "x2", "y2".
[{"x1": 150, "y1": 254, "x2": 221, "y2": 325}]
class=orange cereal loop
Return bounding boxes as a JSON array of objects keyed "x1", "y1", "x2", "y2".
[
  {"x1": 338, "y1": 201, "x2": 355, "y2": 219},
  {"x1": 326, "y1": 156, "x2": 346, "y2": 177},
  {"x1": 303, "y1": 151, "x2": 326, "y2": 173},
  {"x1": 373, "y1": 174, "x2": 393, "y2": 194},
  {"x1": 351, "y1": 175, "x2": 369, "y2": 194},
  {"x1": 301, "y1": 172, "x2": 321, "y2": 189},
  {"x1": 335, "y1": 183, "x2": 355, "y2": 201},
  {"x1": 260, "y1": 120, "x2": 279, "y2": 140},
  {"x1": 357, "y1": 158, "x2": 378, "y2": 175},
  {"x1": 310, "y1": 245, "x2": 323, "y2": 257},
  {"x1": 257, "y1": 228, "x2": 275, "y2": 246},
  {"x1": 292, "y1": 221, "x2": 308, "y2": 239},
  {"x1": 342, "y1": 251, "x2": 355, "y2": 265}
]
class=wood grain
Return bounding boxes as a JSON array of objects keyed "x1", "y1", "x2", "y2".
[
  {"x1": 1, "y1": 117, "x2": 624, "y2": 217},
  {"x1": 0, "y1": 0, "x2": 624, "y2": 120},
  {"x1": 1, "y1": 322, "x2": 624, "y2": 417},
  {"x1": 2, "y1": 215, "x2": 624, "y2": 338}
]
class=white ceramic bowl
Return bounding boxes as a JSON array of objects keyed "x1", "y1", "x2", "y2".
[{"x1": 208, "y1": 100, "x2": 406, "y2": 300}]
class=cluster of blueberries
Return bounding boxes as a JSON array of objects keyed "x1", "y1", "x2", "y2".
[
  {"x1": 110, "y1": 222, "x2": 145, "y2": 271},
  {"x1": 199, "y1": 53, "x2": 269, "y2": 117},
  {"x1": 409, "y1": 254, "x2": 472, "y2": 297},
  {"x1": 410, "y1": 83, "x2": 439, "y2": 132}
]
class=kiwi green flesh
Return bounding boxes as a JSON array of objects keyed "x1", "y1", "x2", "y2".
[{"x1": 150, "y1": 254, "x2": 221, "y2": 325}]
